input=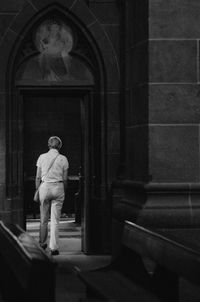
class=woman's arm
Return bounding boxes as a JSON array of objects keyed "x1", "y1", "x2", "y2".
[
  {"x1": 63, "y1": 169, "x2": 68, "y2": 191},
  {"x1": 35, "y1": 166, "x2": 42, "y2": 190}
]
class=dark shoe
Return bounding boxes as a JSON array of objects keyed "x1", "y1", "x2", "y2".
[
  {"x1": 51, "y1": 250, "x2": 59, "y2": 256},
  {"x1": 40, "y1": 243, "x2": 47, "y2": 250}
]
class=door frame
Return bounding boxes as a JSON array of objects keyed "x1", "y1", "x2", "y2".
[{"x1": 18, "y1": 85, "x2": 95, "y2": 253}]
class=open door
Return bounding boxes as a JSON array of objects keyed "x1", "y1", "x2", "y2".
[
  {"x1": 23, "y1": 90, "x2": 93, "y2": 253},
  {"x1": 23, "y1": 92, "x2": 90, "y2": 251}
]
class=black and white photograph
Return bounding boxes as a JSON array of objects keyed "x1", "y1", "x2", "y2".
[{"x1": 0, "y1": 0, "x2": 198, "y2": 301}]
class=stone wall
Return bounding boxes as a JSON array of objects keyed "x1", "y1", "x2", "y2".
[
  {"x1": 149, "y1": 0, "x2": 200, "y2": 183},
  {"x1": 113, "y1": 0, "x2": 200, "y2": 230},
  {"x1": 90, "y1": 0, "x2": 120, "y2": 185},
  {"x1": 144, "y1": 0, "x2": 200, "y2": 227},
  {"x1": 125, "y1": 0, "x2": 149, "y2": 181}
]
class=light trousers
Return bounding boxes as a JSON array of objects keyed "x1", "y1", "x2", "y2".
[{"x1": 39, "y1": 182, "x2": 64, "y2": 251}]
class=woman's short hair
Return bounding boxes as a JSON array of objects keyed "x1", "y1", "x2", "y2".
[{"x1": 48, "y1": 136, "x2": 62, "y2": 150}]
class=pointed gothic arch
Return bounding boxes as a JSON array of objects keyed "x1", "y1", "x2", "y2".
[{"x1": 3, "y1": 1, "x2": 119, "y2": 253}]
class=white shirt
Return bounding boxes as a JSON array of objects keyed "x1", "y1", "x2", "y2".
[{"x1": 36, "y1": 149, "x2": 69, "y2": 182}]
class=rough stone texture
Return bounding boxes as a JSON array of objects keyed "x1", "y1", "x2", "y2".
[
  {"x1": 0, "y1": 0, "x2": 25, "y2": 12},
  {"x1": 0, "y1": 185, "x2": 6, "y2": 210},
  {"x1": 10, "y1": 2, "x2": 37, "y2": 34},
  {"x1": 30, "y1": 0, "x2": 74, "y2": 10},
  {"x1": 107, "y1": 153, "x2": 120, "y2": 182},
  {"x1": 190, "y1": 194, "x2": 200, "y2": 226},
  {"x1": 125, "y1": 49, "x2": 131, "y2": 88},
  {"x1": 129, "y1": 84, "x2": 148, "y2": 126},
  {"x1": 110, "y1": 0, "x2": 200, "y2": 231},
  {"x1": 149, "y1": 40, "x2": 197, "y2": 83},
  {"x1": 0, "y1": 122, "x2": 6, "y2": 154},
  {"x1": 0, "y1": 211, "x2": 12, "y2": 223},
  {"x1": 149, "y1": 0, "x2": 200, "y2": 39},
  {"x1": 107, "y1": 122, "x2": 120, "y2": 153},
  {"x1": 0, "y1": 29, "x2": 18, "y2": 92},
  {"x1": 131, "y1": 41, "x2": 148, "y2": 85},
  {"x1": 123, "y1": 0, "x2": 149, "y2": 183},
  {"x1": 149, "y1": 125, "x2": 200, "y2": 182},
  {"x1": 0, "y1": 14, "x2": 15, "y2": 40},
  {"x1": 97, "y1": 35, "x2": 120, "y2": 90},
  {"x1": 124, "y1": 89, "x2": 131, "y2": 127},
  {"x1": 137, "y1": 192, "x2": 194, "y2": 227},
  {"x1": 102, "y1": 25, "x2": 119, "y2": 59},
  {"x1": 90, "y1": 2, "x2": 119, "y2": 24},
  {"x1": 107, "y1": 93, "x2": 120, "y2": 122},
  {"x1": 138, "y1": 205, "x2": 194, "y2": 228},
  {"x1": 125, "y1": 87, "x2": 144, "y2": 127},
  {"x1": 11, "y1": 209, "x2": 23, "y2": 226},
  {"x1": 131, "y1": 0, "x2": 148, "y2": 46},
  {"x1": 89, "y1": 0, "x2": 116, "y2": 2},
  {"x1": 0, "y1": 153, "x2": 6, "y2": 183},
  {"x1": 0, "y1": 94, "x2": 6, "y2": 121},
  {"x1": 126, "y1": 126, "x2": 148, "y2": 181},
  {"x1": 71, "y1": 0, "x2": 95, "y2": 26},
  {"x1": 179, "y1": 278, "x2": 200, "y2": 302},
  {"x1": 149, "y1": 84, "x2": 200, "y2": 124},
  {"x1": 87, "y1": 20, "x2": 105, "y2": 40}
]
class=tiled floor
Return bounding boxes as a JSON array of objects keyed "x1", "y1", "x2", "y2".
[{"x1": 26, "y1": 219, "x2": 111, "y2": 302}]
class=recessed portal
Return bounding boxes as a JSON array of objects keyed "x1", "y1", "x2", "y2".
[{"x1": 23, "y1": 94, "x2": 82, "y2": 253}]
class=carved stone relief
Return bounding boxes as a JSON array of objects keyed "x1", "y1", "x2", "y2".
[{"x1": 16, "y1": 19, "x2": 94, "y2": 84}]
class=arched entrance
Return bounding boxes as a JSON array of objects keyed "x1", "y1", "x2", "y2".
[
  {"x1": 5, "y1": 2, "x2": 120, "y2": 254},
  {"x1": 7, "y1": 7, "x2": 104, "y2": 254},
  {"x1": 21, "y1": 87, "x2": 92, "y2": 253}
]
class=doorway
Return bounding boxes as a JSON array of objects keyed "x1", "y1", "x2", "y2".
[{"x1": 23, "y1": 90, "x2": 90, "y2": 253}]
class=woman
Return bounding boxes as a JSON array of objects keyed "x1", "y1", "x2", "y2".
[{"x1": 35, "y1": 136, "x2": 69, "y2": 255}]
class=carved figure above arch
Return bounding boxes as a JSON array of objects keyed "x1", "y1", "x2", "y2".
[{"x1": 16, "y1": 18, "x2": 94, "y2": 85}]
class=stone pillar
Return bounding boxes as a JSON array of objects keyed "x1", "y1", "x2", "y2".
[
  {"x1": 0, "y1": 0, "x2": 25, "y2": 223},
  {"x1": 114, "y1": 0, "x2": 200, "y2": 230},
  {"x1": 141, "y1": 0, "x2": 200, "y2": 227}
]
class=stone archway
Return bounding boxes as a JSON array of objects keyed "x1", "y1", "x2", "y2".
[{"x1": 2, "y1": 0, "x2": 120, "y2": 253}]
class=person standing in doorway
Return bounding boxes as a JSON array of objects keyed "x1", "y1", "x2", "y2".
[{"x1": 35, "y1": 136, "x2": 69, "y2": 255}]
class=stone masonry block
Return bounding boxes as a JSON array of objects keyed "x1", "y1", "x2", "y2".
[
  {"x1": 149, "y1": 125, "x2": 199, "y2": 182},
  {"x1": 129, "y1": 84, "x2": 148, "y2": 126},
  {"x1": 107, "y1": 93, "x2": 120, "y2": 122},
  {"x1": 107, "y1": 153, "x2": 120, "y2": 182},
  {"x1": 0, "y1": 184, "x2": 6, "y2": 210},
  {"x1": 0, "y1": 30, "x2": 18, "y2": 92},
  {"x1": 126, "y1": 126, "x2": 148, "y2": 181},
  {"x1": 190, "y1": 194, "x2": 200, "y2": 226},
  {"x1": 70, "y1": 0, "x2": 95, "y2": 26},
  {"x1": 90, "y1": 2, "x2": 119, "y2": 24},
  {"x1": 0, "y1": 94, "x2": 6, "y2": 121},
  {"x1": 150, "y1": 0, "x2": 200, "y2": 39},
  {"x1": 0, "y1": 15, "x2": 15, "y2": 39},
  {"x1": 0, "y1": 0, "x2": 25, "y2": 12},
  {"x1": 0, "y1": 121, "x2": 6, "y2": 154},
  {"x1": 107, "y1": 122, "x2": 120, "y2": 153},
  {"x1": 149, "y1": 40, "x2": 197, "y2": 83},
  {"x1": 130, "y1": 0, "x2": 148, "y2": 46},
  {"x1": 30, "y1": 0, "x2": 74, "y2": 11},
  {"x1": 131, "y1": 41, "x2": 148, "y2": 84},
  {"x1": 0, "y1": 153, "x2": 6, "y2": 183},
  {"x1": 102, "y1": 25, "x2": 119, "y2": 59},
  {"x1": 10, "y1": 2, "x2": 37, "y2": 34},
  {"x1": 149, "y1": 84, "x2": 200, "y2": 123}
]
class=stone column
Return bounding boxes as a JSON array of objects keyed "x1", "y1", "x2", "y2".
[
  {"x1": 141, "y1": 0, "x2": 200, "y2": 227},
  {"x1": 114, "y1": 0, "x2": 200, "y2": 230}
]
